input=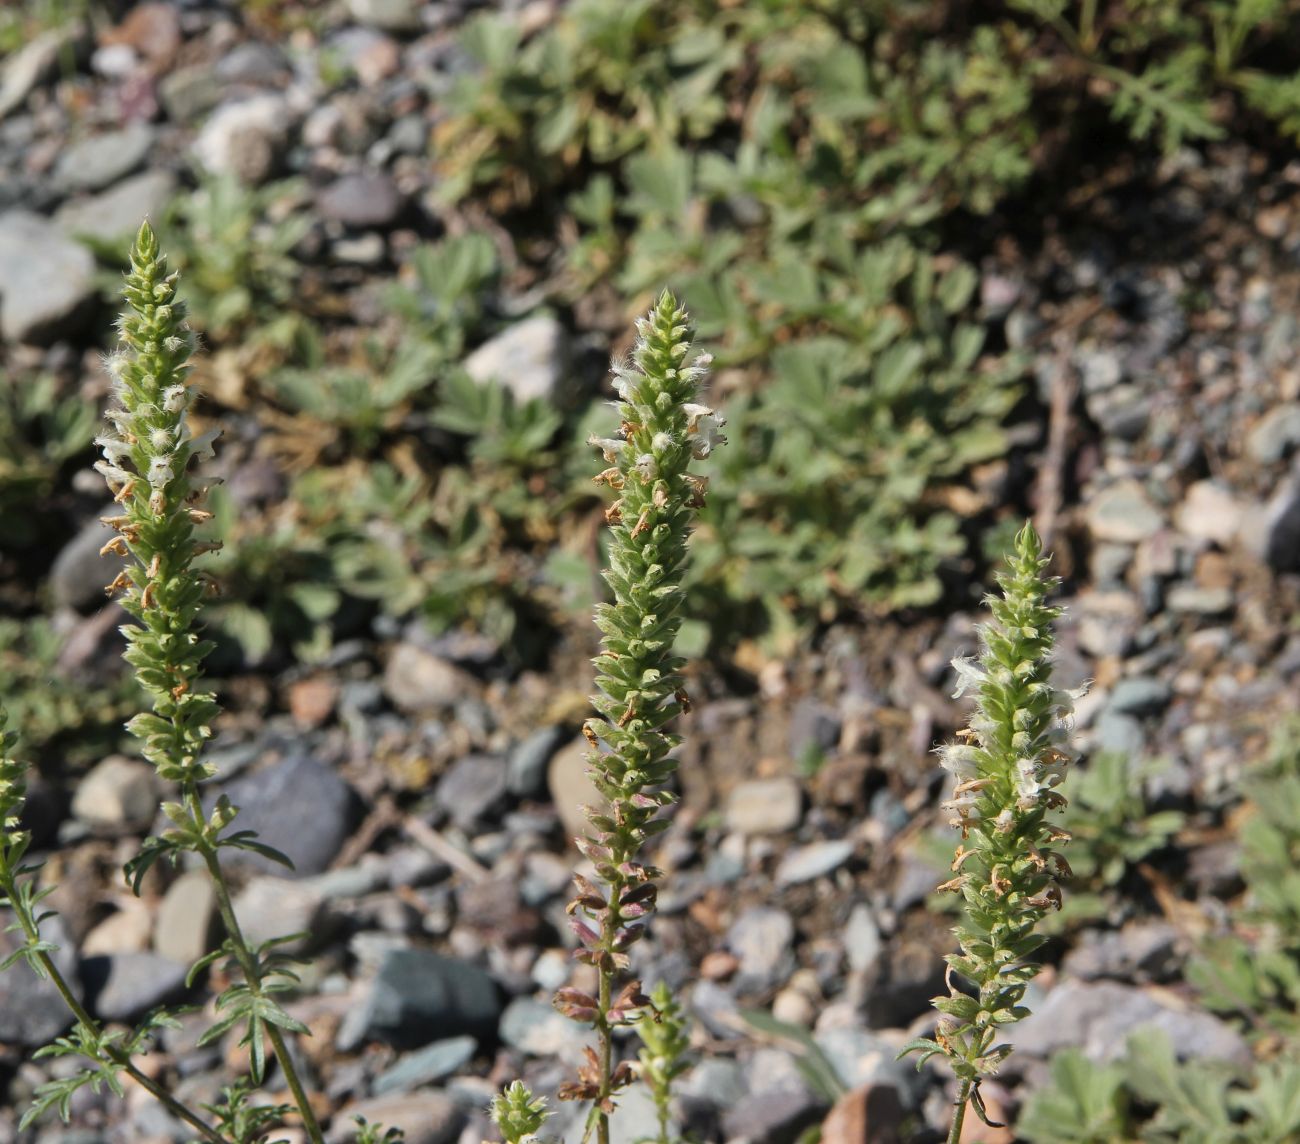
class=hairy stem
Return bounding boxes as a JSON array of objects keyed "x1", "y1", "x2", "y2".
[{"x1": 947, "y1": 1079, "x2": 972, "y2": 1144}]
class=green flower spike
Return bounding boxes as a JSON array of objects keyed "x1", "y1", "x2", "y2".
[
  {"x1": 901, "y1": 522, "x2": 1085, "y2": 1144},
  {"x1": 556, "y1": 292, "x2": 723, "y2": 1144},
  {"x1": 491, "y1": 1080, "x2": 551, "y2": 1144},
  {"x1": 96, "y1": 220, "x2": 221, "y2": 786}
]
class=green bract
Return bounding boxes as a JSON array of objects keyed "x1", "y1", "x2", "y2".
[{"x1": 903, "y1": 522, "x2": 1083, "y2": 1140}]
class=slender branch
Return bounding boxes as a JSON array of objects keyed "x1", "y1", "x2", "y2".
[{"x1": 947, "y1": 1078, "x2": 972, "y2": 1144}]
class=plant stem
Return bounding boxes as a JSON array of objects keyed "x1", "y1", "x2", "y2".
[
  {"x1": 183, "y1": 789, "x2": 324, "y2": 1144},
  {"x1": 0, "y1": 872, "x2": 226, "y2": 1144},
  {"x1": 947, "y1": 1078, "x2": 972, "y2": 1144}
]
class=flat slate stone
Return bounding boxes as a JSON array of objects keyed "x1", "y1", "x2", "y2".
[
  {"x1": 80, "y1": 952, "x2": 188, "y2": 1023},
  {"x1": 0, "y1": 915, "x2": 80, "y2": 1045},
  {"x1": 0, "y1": 210, "x2": 97, "y2": 343}
]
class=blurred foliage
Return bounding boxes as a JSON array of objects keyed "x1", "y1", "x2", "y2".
[
  {"x1": 0, "y1": 379, "x2": 96, "y2": 549},
  {"x1": 1188, "y1": 721, "x2": 1300, "y2": 1040},
  {"x1": 1019, "y1": 1029, "x2": 1300, "y2": 1143}
]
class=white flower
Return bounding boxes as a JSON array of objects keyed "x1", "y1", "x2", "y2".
[
  {"x1": 147, "y1": 457, "x2": 174, "y2": 489},
  {"x1": 938, "y1": 743, "x2": 981, "y2": 779},
  {"x1": 186, "y1": 428, "x2": 220, "y2": 463},
  {"x1": 162, "y1": 385, "x2": 188, "y2": 413},
  {"x1": 95, "y1": 435, "x2": 132, "y2": 465},
  {"x1": 651, "y1": 432, "x2": 674, "y2": 452},
  {"x1": 149, "y1": 427, "x2": 174, "y2": 451},
  {"x1": 950, "y1": 656, "x2": 986, "y2": 699},
  {"x1": 588, "y1": 435, "x2": 626, "y2": 463},
  {"x1": 633, "y1": 453, "x2": 658, "y2": 481}
]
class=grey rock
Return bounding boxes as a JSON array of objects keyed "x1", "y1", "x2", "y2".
[
  {"x1": 722, "y1": 1048, "x2": 825, "y2": 1144},
  {"x1": 1090, "y1": 542, "x2": 1132, "y2": 585},
  {"x1": 725, "y1": 778, "x2": 802, "y2": 835},
  {"x1": 1106, "y1": 677, "x2": 1171, "y2": 717},
  {"x1": 384, "y1": 642, "x2": 479, "y2": 712},
  {"x1": 371, "y1": 1035, "x2": 476, "y2": 1095},
  {"x1": 463, "y1": 315, "x2": 569, "y2": 404},
  {"x1": 1093, "y1": 711, "x2": 1145, "y2": 758},
  {"x1": 337, "y1": 949, "x2": 500, "y2": 1051},
  {"x1": 1087, "y1": 383, "x2": 1150, "y2": 440},
  {"x1": 328, "y1": 1092, "x2": 464, "y2": 1144},
  {"x1": 1086, "y1": 480, "x2": 1165, "y2": 543},
  {"x1": 1074, "y1": 589, "x2": 1144, "y2": 659},
  {"x1": 609, "y1": 1083, "x2": 676, "y2": 1144},
  {"x1": 0, "y1": 29, "x2": 66, "y2": 119},
  {"x1": 71, "y1": 757, "x2": 158, "y2": 835},
  {"x1": 214, "y1": 755, "x2": 358, "y2": 877},
  {"x1": 0, "y1": 210, "x2": 97, "y2": 343},
  {"x1": 434, "y1": 753, "x2": 509, "y2": 830},
  {"x1": 774, "y1": 838, "x2": 854, "y2": 887},
  {"x1": 788, "y1": 699, "x2": 841, "y2": 761},
  {"x1": 499, "y1": 996, "x2": 589, "y2": 1062},
  {"x1": 1245, "y1": 404, "x2": 1300, "y2": 465},
  {"x1": 1008, "y1": 979, "x2": 1250, "y2": 1066},
  {"x1": 0, "y1": 915, "x2": 79, "y2": 1044},
  {"x1": 214, "y1": 42, "x2": 291, "y2": 86},
  {"x1": 158, "y1": 63, "x2": 222, "y2": 124},
  {"x1": 690, "y1": 979, "x2": 744, "y2": 1040},
  {"x1": 726, "y1": 907, "x2": 796, "y2": 996},
  {"x1": 1078, "y1": 347, "x2": 1123, "y2": 393},
  {"x1": 81, "y1": 952, "x2": 187, "y2": 1023},
  {"x1": 49, "y1": 509, "x2": 127, "y2": 612},
  {"x1": 1062, "y1": 921, "x2": 1181, "y2": 981},
  {"x1": 56, "y1": 169, "x2": 177, "y2": 245},
  {"x1": 54, "y1": 124, "x2": 154, "y2": 194},
  {"x1": 193, "y1": 94, "x2": 295, "y2": 184},
  {"x1": 346, "y1": 0, "x2": 424, "y2": 32},
  {"x1": 233, "y1": 876, "x2": 329, "y2": 955},
  {"x1": 890, "y1": 842, "x2": 945, "y2": 912},
  {"x1": 317, "y1": 171, "x2": 405, "y2": 228},
  {"x1": 506, "y1": 725, "x2": 566, "y2": 797},
  {"x1": 153, "y1": 869, "x2": 217, "y2": 966},
  {"x1": 547, "y1": 735, "x2": 601, "y2": 842}
]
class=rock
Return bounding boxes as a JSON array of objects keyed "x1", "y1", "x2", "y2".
[
  {"x1": 1093, "y1": 710, "x2": 1144, "y2": 757},
  {"x1": 214, "y1": 754, "x2": 358, "y2": 877},
  {"x1": 371, "y1": 1035, "x2": 477, "y2": 1096},
  {"x1": 861, "y1": 919, "x2": 945, "y2": 1029},
  {"x1": 0, "y1": 30, "x2": 67, "y2": 119},
  {"x1": 383, "y1": 642, "x2": 479, "y2": 712},
  {"x1": 1175, "y1": 481, "x2": 1242, "y2": 546},
  {"x1": 215, "y1": 42, "x2": 291, "y2": 87},
  {"x1": 788, "y1": 699, "x2": 842, "y2": 761},
  {"x1": 1074, "y1": 589, "x2": 1143, "y2": 659},
  {"x1": 844, "y1": 903, "x2": 883, "y2": 976},
  {"x1": 609, "y1": 1083, "x2": 674, "y2": 1144},
  {"x1": 56, "y1": 169, "x2": 177, "y2": 244},
  {"x1": 0, "y1": 210, "x2": 97, "y2": 343},
  {"x1": 159, "y1": 63, "x2": 222, "y2": 124},
  {"x1": 81, "y1": 900, "x2": 153, "y2": 955},
  {"x1": 507, "y1": 726, "x2": 566, "y2": 797},
  {"x1": 102, "y1": 3, "x2": 181, "y2": 67},
  {"x1": 1086, "y1": 480, "x2": 1165, "y2": 544},
  {"x1": 463, "y1": 315, "x2": 569, "y2": 404},
  {"x1": 725, "y1": 778, "x2": 802, "y2": 835},
  {"x1": 317, "y1": 172, "x2": 405, "y2": 228},
  {"x1": 329, "y1": 1092, "x2": 464, "y2": 1144},
  {"x1": 192, "y1": 94, "x2": 295, "y2": 184},
  {"x1": 547, "y1": 735, "x2": 601, "y2": 843},
  {"x1": 1244, "y1": 404, "x2": 1300, "y2": 465},
  {"x1": 346, "y1": 0, "x2": 424, "y2": 33},
  {"x1": 80, "y1": 952, "x2": 187, "y2": 1023},
  {"x1": 336, "y1": 949, "x2": 501, "y2": 1051},
  {"x1": 1007, "y1": 979, "x2": 1251, "y2": 1066},
  {"x1": 722, "y1": 1048, "x2": 826, "y2": 1144},
  {"x1": 53, "y1": 124, "x2": 154, "y2": 193},
  {"x1": 49, "y1": 510, "x2": 128, "y2": 612},
  {"x1": 434, "y1": 753, "x2": 508, "y2": 830},
  {"x1": 0, "y1": 916, "x2": 79, "y2": 1044},
  {"x1": 1241, "y1": 476, "x2": 1300, "y2": 572},
  {"x1": 1166, "y1": 584, "x2": 1234, "y2": 615},
  {"x1": 1062, "y1": 921, "x2": 1181, "y2": 981},
  {"x1": 154, "y1": 869, "x2": 218, "y2": 966},
  {"x1": 71, "y1": 757, "x2": 158, "y2": 835},
  {"x1": 726, "y1": 907, "x2": 796, "y2": 996},
  {"x1": 775, "y1": 839, "x2": 854, "y2": 887},
  {"x1": 499, "y1": 996, "x2": 589, "y2": 1062},
  {"x1": 233, "y1": 876, "x2": 329, "y2": 955},
  {"x1": 1105, "y1": 677, "x2": 1171, "y2": 717},
  {"x1": 820, "y1": 1082, "x2": 905, "y2": 1144}
]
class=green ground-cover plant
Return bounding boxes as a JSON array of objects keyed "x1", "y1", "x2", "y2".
[{"x1": 903, "y1": 523, "x2": 1083, "y2": 1142}]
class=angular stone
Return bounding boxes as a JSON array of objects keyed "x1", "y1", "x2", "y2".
[
  {"x1": 464, "y1": 315, "x2": 569, "y2": 404},
  {"x1": 53, "y1": 124, "x2": 154, "y2": 193},
  {"x1": 820, "y1": 1082, "x2": 905, "y2": 1144},
  {"x1": 1244, "y1": 403, "x2": 1300, "y2": 465},
  {"x1": 317, "y1": 171, "x2": 404, "y2": 228},
  {"x1": 0, "y1": 210, "x2": 97, "y2": 343},
  {"x1": 725, "y1": 778, "x2": 802, "y2": 835},
  {"x1": 71, "y1": 757, "x2": 158, "y2": 835},
  {"x1": 213, "y1": 755, "x2": 358, "y2": 877},
  {"x1": 499, "y1": 995, "x2": 591, "y2": 1063},
  {"x1": 547, "y1": 735, "x2": 600, "y2": 843},
  {"x1": 1241, "y1": 477, "x2": 1300, "y2": 572},
  {"x1": 383, "y1": 642, "x2": 478, "y2": 713},
  {"x1": 507, "y1": 725, "x2": 566, "y2": 797},
  {"x1": 80, "y1": 952, "x2": 187, "y2": 1023},
  {"x1": 1106, "y1": 677, "x2": 1171, "y2": 717},
  {"x1": 371, "y1": 1035, "x2": 476, "y2": 1095},
  {"x1": 233, "y1": 876, "x2": 329, "y2": 955},
  {"x1": 0, "y1": 917, "x2": 78, "y2": 1044},
  {"x1": 1086, "y1": 480, "x2": 1165, "y2": 544},
  {"x1": 154, "y1": 869, "x2": 217, "y2": 966},
  {"x1": 775, "y1": 839, "x2": 854, "y2": 887},
  {"x1": 57, "y1": 170, "x2": 177, "y2": 245},
  {"x1": 434, "y1": 753, "x2": 508, "y2": 830},
  {"x1": 346, "y1": 0, "x2": 423, "y2": 33},
  {"x1": 0, "y1": 30, "x2": 66, "y2": 119},
  {"x1": 727, "y1": 906, "x2": 796, "y2": 996},
  {"x1": 192, "y1": 94, "x2": 294, "y2": 184},
  {"x1": 337, "y1": 949, "x2": 501, "y2": 1051},
  {"x1": 1175, "y1": 480, "x2": 1242, "y2": 546},
  {"x1": 328, "y1": 1091, "x2": 464, "y2": 1144}
]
